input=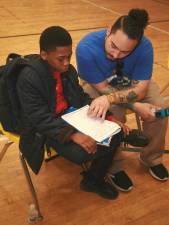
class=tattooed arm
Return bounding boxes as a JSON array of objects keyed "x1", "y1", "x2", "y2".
[
  {"x1": 92, "y1": 79, "x2": 150, "y2": 103},
  {"x1": 88, "y1": 79, "x2": 153, "y2": 119}
]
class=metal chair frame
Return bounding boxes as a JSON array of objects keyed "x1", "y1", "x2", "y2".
[{"x1": 0, "y1": 128, "x2": 89, "y2": 223}]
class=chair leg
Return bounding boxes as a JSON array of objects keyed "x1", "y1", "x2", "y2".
[
  {"x1": 121, "y1": 112, "x2": 143, "y2": 153},
  {"x1": 0, "y1": 135, "x2": 13, "y2": 162},
  {"x1": 135, "y1": 113, "x2": 142, "y2": 131},
  {"x1": 19, "y1": 152, "x2": 43, "y2": 223},
  {"x1": 129, "y1": 113, "x2": 169, "y2": 153}
]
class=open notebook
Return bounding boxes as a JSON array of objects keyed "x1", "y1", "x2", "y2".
[{"x1": 61, "y1": 105, "x2": 121, "y2": 143}]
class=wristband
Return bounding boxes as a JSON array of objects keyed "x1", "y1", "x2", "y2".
[
  {"x1": 106, "y1": 93, "x2": 127, "y2": 104},
  {"x1": 106, "y1": 93, "x2": 116, "y2": 104}
]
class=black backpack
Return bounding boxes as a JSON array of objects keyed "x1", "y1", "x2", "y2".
[{"x1": 0, "y1": 53, "x2": 39, "y2": 134}]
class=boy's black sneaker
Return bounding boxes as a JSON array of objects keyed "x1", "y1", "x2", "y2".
[
  {"x1": 105, "y1": 171, "x2": 133, "y2": 192},
  {"x1": 80, "y1": 172, "x2": 119, "y2": 200},
  {"x1": 149, "y1": 164, "x2": 169, "y2": 181}
]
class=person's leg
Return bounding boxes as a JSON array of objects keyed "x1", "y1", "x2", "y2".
[
  {"x1": 48, "y1": 132, "x2": 122, "y2": 178},
  {"x1": 140, "y1": 80, "x2": 168, "y2": 180},
  {"x1": 48, "y1": 133, "x2": 122, "y2": 199},
  {"x1": 88, "y1": 132, "x2": 122, "y2": 179},
  {"x1": 80, "y1": 132, "x2": 122, "y2": 199}
]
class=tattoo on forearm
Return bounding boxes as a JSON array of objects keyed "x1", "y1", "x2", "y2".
[
  {"x1": 106, "y1": 90, "x2": 138, "y2": 104},
  {"x1": 126, "y1": 91, "x2": 138, "y2": 102},
  {"x1": 99, "y1": 86, "x2": 115, "y2": 95},
  {"x1": 119, "y1": 94, "x2": 126, "y2": 103}
]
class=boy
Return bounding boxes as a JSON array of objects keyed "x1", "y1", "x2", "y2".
[{"x1": 17, "y1": 26, "x2": 123, "y2": 199}]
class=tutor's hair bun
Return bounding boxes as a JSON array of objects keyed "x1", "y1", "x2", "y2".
[{"x1": 128, "y1": 8, "x2": 149, "y2": 29}]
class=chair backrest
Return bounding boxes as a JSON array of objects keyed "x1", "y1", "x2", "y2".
[
  {"x1": 0, "y1": 122, "x2": 58, "y2": 161},
  {"x1": 0, "y1": 123, "x2": 19, "y2": 143}
]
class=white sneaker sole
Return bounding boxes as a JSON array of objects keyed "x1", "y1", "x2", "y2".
[
  {"x1": 139, "y1": 156, "x2": 168, "y2": 181},
  {"x1": 149, "y1": 168, "x2": 168, "y2": 181}
]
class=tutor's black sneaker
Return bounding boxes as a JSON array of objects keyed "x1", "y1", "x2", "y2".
[
  {"x1": 149, "y1": 164, "x2": 169, "y2": 181},
  {"x1": 80, "y1": 172, "x2": 119, "y2": 200},
  {"x1": 105, "y1": 171, "x2": 133, "y2": 192},
  {"x1": 139, "y1": 156, "x2": 168, "y2": 181}
]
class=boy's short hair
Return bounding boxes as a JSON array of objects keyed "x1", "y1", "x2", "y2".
[{"x1": 40, "y1": 26, "x2": 72, "y2": 51}]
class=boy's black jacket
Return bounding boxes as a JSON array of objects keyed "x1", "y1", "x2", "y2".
[{"x1": 17, "y1": 57, "x2": 92, "y2": 173}]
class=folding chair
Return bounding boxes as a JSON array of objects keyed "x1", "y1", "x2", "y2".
[
  {"x1": 0, "y1": 123, "x2": 88, "y2": 223},
  {"x1": 0, "y1": 123, "x2": 44, "y2": 222}
]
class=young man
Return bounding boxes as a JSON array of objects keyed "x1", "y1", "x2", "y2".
[
  {"x1": 76, "y1": 9, "x2": 168, "y2": 191},
  {"x1": 16, "y1": 26, "x2": 124, "y2": 200}
]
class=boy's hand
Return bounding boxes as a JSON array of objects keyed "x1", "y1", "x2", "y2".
[{"x1": 70, "y1": 132, "x2": 97, "y2": 154}]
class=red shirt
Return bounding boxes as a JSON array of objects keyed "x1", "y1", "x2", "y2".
[{"x1": 53, "y1": 71, "x2": 68, "y2": 114}]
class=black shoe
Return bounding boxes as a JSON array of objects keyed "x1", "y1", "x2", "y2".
[
  {"x1": 149, "y1": 164, "x2": 169, "y2": 181},
  {"x1": 105, "y1": 171, "x2": 133, "y2": 192},
  {"x1": 80, "y1": 172, "x2": 119, "y2": 200},
  {"x1": 139, "y1": 156, "x2": 169, "y2": 181},
  {"x1": 123, "y1": 129, "x2": 149, "y2": 147}
]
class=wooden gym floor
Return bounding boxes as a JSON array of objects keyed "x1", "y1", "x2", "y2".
[{"x1": 0, "y1": 0, "x2": 169, "y2": 225}]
